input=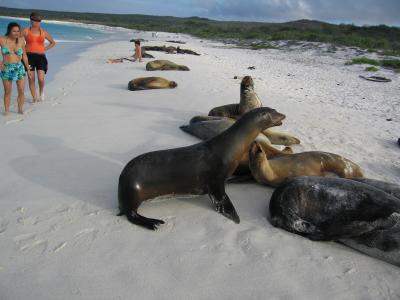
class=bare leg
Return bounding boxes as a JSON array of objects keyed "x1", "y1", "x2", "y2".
[
  {"x1": 16, "y1": 78, "x2": 25, "y2": 114},
  {"x1": 37, "y1": 70, "x2": 45, "y2": 101},
  {"x1": 2, "y1": 79, "x2": 12, "y2": 115},
  {"x1": 28, "y1": 70, "x2": 37, "y2": 102}
]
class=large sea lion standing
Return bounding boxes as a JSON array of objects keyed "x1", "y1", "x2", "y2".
[
  {"x1": 208, "y1": 76, "x2": 300, "y2": 146},
  {"x1": 118, "y1": 107, "x2": 286, "y2": 230},
  {"x1": 248, "y1": 141, "x2": 363, "y2": 186},
  {"x1": 128, "y1": 77, "x2": 177, "y2": 91},
  {"x1": 269, "y1": 176, "x2": 400, "y2": 267},
  {"x1": 146, "y1": 60, "x2": 189, "y2": 71}
]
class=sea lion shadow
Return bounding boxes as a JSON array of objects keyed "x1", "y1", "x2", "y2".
[
  {"x1": 375, "y1": 137, "x2": 400, "y2": 150},
  {"x1": 10, "y1": 134, "x2": 121, "y2": 212},
  {"x1": 107, "y1": 83, "x2": 128, "y2": 90},
  {"x1": 101, "y1": 101, "x2": 201, "y2": 121}
]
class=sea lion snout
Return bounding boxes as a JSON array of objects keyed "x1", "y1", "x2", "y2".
[{"x1": 241, "y1": 76, "x2": 254, "y2": 87}]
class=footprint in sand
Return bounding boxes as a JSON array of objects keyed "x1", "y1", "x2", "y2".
[
  {"x1": 17, "y1": 215, "x2": 38, "y2": 226},
  {"x1": 19, "y1": 239, "x2": 48, "y2": 253},
  {"x1": 5, "y1": 117, "x2": 24, "y2": 125},
  {"x1": 73, "y1": 228, "x2": 99, "y2": 246},
  {"x1": 15, "y1": 233, "x2": 48, "y2": 253},
  {"x1": 53, "y1": 241, "x2": 67, "y2": 253},
  {"x1": 0, "y1": 218, "x2": 8, "y2": 235}
]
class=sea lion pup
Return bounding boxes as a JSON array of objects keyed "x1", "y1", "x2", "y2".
[
  {"x1": 180, "y1": 116, "x2": 292, "y2": 175},
  {"x1": 118, "y1": 107, "x2": 286, "y2": 230},
  {"x1": 128, "y1": 77, "x2": 177, "y2": 91},
  {"x1": 248, "y1": 141, "x2": 363, "y2": 187},
  {"x1": 146, "y1": 60, "x2": 189, "y2": 71},
  {"x1": 269, "y1": 176, "x2": 400, "y2": 267},
  {"x1": 208, "y1": 76, "x2": 300, "y2": 146}
]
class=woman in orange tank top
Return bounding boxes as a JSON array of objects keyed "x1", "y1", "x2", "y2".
[{"x1": 22, "y1": 12, "x2": 56, "y2": 103}]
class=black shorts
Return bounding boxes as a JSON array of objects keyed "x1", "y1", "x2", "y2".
[{"x1": 27, "y1": 53, "x2": 48, "y2": 74}]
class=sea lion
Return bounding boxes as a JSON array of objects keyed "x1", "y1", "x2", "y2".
[
  {"x1": 269, "y1": 176, "x2": 400, "y2": 267},
  {"x1": 248, "y1": 141, "x2": 363, "y2": 187},
  {"x1": 180, "y1": 116, "x2": 292, "y2": 175},
  {"x1": 350, "y1": 178, "x2": 400, "y2": 199},
  {"x1": 118, "y1": 107, "x2": 286, "y2": 230},
  {"x1": 146, "y1": 60, "x2": 189, "y2": 71},
  {"x1": 208, "y1": 76, "x2": 300, "y2": 146},
  {"x1": 128, "y1": 77, "x2": 177, "y2": 91},
  {"x1": 209, "y1": 76, "x2": 262, "y2": 118}
]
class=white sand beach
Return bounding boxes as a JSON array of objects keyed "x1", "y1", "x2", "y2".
[{"x1": 0, "y1": 29, "x2": 399, "y2": 299}]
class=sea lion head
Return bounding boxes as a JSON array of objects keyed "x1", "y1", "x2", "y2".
[
  {"x1": 169, "y1": 81, "x2": 178, "y2": 88},
  {"x1": 248, "y1": 141, "x2": 269, "y2": 182},
  {"x1": 244, "y1": 107, "x2": 285, "y2": 129},
  {"x1": 241, "y1": 76, "x2": 254, "y2": 89}
]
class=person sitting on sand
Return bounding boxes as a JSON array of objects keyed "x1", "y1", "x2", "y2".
[
  {"x1": 0, "y1": 22, "x2": 32, "y2": 115},
  {"x1": 134, "y1": 40, "x2": 142, "y2": 62},
  {"x1": 22, "y1": 12, "x2": 56, "y2": 103}
]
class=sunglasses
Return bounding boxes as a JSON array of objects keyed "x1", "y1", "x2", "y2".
[{"x1": 30, "y1": 19, "x2": 42, "y2": 22}]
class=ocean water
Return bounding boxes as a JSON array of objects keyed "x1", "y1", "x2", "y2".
[
  {"x1": 0, "y1": 16, "x2": 128, "y2": 85},
  {"x1": 0, "y1": 16, "x2": 110, "y2": 42}
]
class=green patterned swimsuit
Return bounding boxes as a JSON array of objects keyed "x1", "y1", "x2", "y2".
[{"x1": 1, "y1": 40, "x2": 26, "y2": 81}]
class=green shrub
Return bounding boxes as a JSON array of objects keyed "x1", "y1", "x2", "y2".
[{"x1": 365, "y1": 66, "x2": 379, "y2": 71}]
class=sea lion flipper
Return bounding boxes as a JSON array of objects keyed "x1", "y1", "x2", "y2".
[
  {"x1": 208, "y1": 187, "x2": 240, "y2": 224},
  {"x1": 126, "y1": 212, "x2": 165, "y2": 231}
]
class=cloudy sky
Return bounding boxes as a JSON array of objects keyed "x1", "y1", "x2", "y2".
[{"x1": 2, "y1": 0, "x2": 399, "y2": 26}]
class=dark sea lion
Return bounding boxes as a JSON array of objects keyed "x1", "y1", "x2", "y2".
[
  {"x1": 146, "y1": 60, "x2": 189, "y2": 71},
  {"x1": 269, "y1": 176, "x2": 400, "y2": 267},
  {"x1": 180, "y1": 116, "x2": 292, "y2": 175},
  {"x1": 350, "y1": 178, "x2": 400, "y2": 199},
  {"x1": 128, "y1": 77, "x2": 177, "y2": 91},
  {"x1": 208, "y1": 76, "x2": 300, "y2": 146},
  {"x1": 118, "y1": 107, "x2": 286, "y2": 230},
  {"x1": 249, "y1": 141, "x2": 363, "y2": 186}
]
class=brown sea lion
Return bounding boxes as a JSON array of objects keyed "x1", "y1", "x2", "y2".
[
  {"x1": 146, "y1": 60, "x2": 189, "y2": 71},
  {"x1": 209, "y1": 76, "x2": 261, "y2": 118},
  {"x1": 118, "y1": 107, "x2": 286, "y2": 230},
  {"x1": 249, "y1": 141, "x2": 363, "y2": 187},
  {"x1": 128, "y1": 77, "x2": 177, "y2": 91},
  {"x1": 208, "y1": 76, "x2": 300, "y2": 146}
]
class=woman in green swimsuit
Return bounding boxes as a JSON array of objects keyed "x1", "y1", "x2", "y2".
[{"x1": 0, "y1": 22, "x2": 31, "y2": 115}]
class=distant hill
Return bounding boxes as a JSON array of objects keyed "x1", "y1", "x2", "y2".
[{"x1": 1, "y1": 6, "x2": 399, "y2": 54}]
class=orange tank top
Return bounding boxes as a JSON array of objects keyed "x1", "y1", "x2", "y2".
[{"x1": 26, "y1": 28, "x2": 45, "y2": 54}]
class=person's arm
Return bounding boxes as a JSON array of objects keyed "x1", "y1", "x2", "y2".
[
  {"x1": 0, "y1": 37, "x2": 5, "y2": 71},
  {"x1": 21, "y1": 39, "x2": 32, "y2": 78},
  {"x1": 137, "y1": 46, "x2": 142, "y2": 62},
  {"x1": 21, "y1": 28, "x2": 28, "y2": 39},
  {"x1": 44, "y1": 30, "x2": 56, "y2": 51}
]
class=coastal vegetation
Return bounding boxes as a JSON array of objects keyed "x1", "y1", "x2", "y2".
[
  {"x1": 346, "y1": 57, "x2": 400, "y2": 71},
  {"x1": 365, "y1": 66, "x2": 379, "y2": 72},
  {"x1": 1, "y1": 6, "x2": 399, "y2": 54}
]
